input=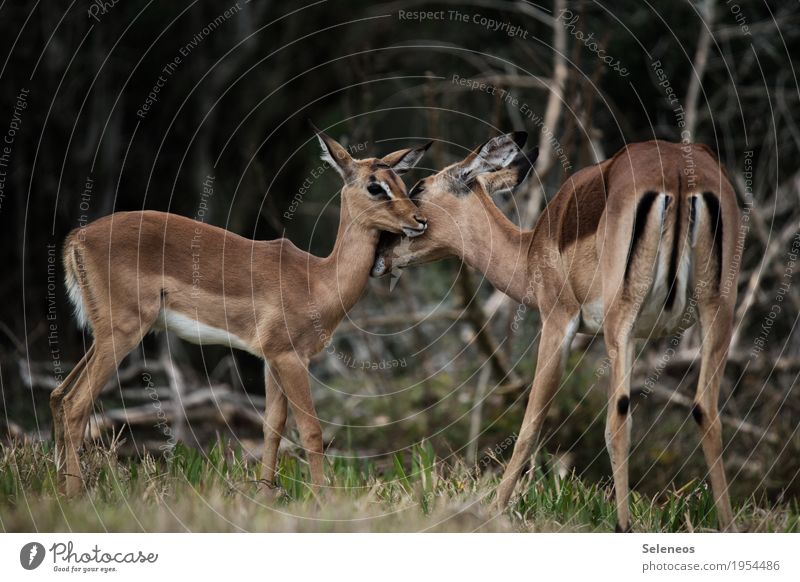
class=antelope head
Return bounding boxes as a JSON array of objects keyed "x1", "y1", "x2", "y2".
[
  {"x1": 371, "y1": 131, "x2": 536, "y2": 277},
  {"x1": 314, "y1": 126, "x2": 431, "y2": 237}
]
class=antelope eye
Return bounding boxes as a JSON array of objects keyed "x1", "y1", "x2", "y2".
[
  {"x1": 409, "y1": 181, "x2": 425, "y2": 198},
  {"x1": 367, "y1": 183, "x2": 387, "y2": 197}
]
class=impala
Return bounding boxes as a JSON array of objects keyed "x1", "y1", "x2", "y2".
[
  {"x1": 372, "y1": 133, "x2": 740, "y2": 531},
  {"x1": 51, "y1": 127, "x2": 430, "y2": 497}
]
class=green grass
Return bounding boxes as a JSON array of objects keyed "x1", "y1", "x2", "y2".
[{"x1": 0, "y1": 439, "x2": 797, "y2": 532}]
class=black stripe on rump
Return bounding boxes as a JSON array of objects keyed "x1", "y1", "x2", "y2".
[
  {"x1": 664, "y1": 172, "x2": 683, "y2": 311},
  {"x1": 625, "y1": 191, "x2": 660, "y2": 281},
  {"x1": 702, "y1": 191, "x2": 724, "y2": 284},
  {"x1": 665, "y1": 187, "x2": 683, "y2": 311}
]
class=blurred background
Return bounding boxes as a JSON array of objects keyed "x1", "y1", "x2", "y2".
[{"x1": 0, "y1": 0, "x2": 798, "y2": 506}]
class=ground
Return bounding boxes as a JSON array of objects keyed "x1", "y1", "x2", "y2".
[{"x1": 0, "y1": 439, "x2": 796, "y2": 533}]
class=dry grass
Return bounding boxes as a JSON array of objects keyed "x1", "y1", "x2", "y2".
[{"x1": 0, "y1": 439, "x2": 796, "y2": 533}]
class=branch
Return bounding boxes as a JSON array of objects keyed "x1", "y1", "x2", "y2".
[
  {"x1": 729, "y1": 218, "x2": 800, "y2": 352},
  {"x1": 684, "y1": 0, "x2": 715, "y2": 137},
  {"x1": 457, "y1": 268, "x2": 522, "y2": 386},
  {"x1": 640, "y1": 383, "x2": 778, "y2": 445},
  {"x1": 520, "y1": 0, "x2": 568, "y2": 229}
]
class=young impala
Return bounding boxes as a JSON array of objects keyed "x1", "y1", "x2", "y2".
[
  {"x1": 51, "y1": 127, "x2": 429, "y2": 497},
  {"x1": 372, "y1": 133, "x2": 740, "y2": 531}
]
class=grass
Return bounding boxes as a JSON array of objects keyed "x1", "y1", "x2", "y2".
[{"x1": 0, "y1": 439, "x2": 797, "y2": 533}]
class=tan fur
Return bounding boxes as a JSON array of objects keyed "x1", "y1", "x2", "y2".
[
  {"x1": 374, "y1": 138, "x2": 740, "y2": 531},
  {"x1": 51, "y1": 130, "x2": 428, "y2": 497}
]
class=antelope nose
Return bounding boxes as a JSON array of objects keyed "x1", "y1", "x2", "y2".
[{"x1": 414, "y1": 215, "x2": 427, "y2": 228}]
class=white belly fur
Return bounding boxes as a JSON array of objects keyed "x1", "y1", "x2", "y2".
[
  {"x1": 152, "y1": 308, "x2": 258, "y2": 356},
  {"x1": 579, "y1": 293, "x2": 697, "y2": 338}
]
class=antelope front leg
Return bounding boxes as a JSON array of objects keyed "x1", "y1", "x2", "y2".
[
  {"x1": 273, "y1": 354, "x2": 325, "y2": 495},
  {"x1": 261, "y1": 362, "x2": 288, "y2": 490},
  {"x1": 494, "y1": 313, "x2": 579, "y2": 510}
]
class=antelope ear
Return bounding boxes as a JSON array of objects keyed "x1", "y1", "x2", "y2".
[
  {"x1": 311, "y1": 122, "x2": 353, "y2": 180},
  {"x1": 478, "y1": 148, "x2": 538, "y2": 195},
  {"x1": 456, "y1": 131, "x2": 527, "y2": 184},
  {"x1": 381, "y1": 142, "x2": 432, "y2": 174}
]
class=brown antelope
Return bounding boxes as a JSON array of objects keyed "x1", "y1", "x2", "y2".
[
  {"x1": 372, "y1": 133, "x2": 740, "y2": 531},
  {"x1": 51, "y1": 127, "x2": 430, "y2": 497}
]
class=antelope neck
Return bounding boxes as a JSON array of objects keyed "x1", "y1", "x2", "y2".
[
  {"x1": 460, "y1": 192, "x2": 536, "y2": 306},
  {"x1": 317, "y1": 199, "x2": 380, "y2": 319}
]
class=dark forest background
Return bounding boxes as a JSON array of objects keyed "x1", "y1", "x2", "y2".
[{"x1": 0, "y1": 1, "x2": 798, "y2": 504}]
